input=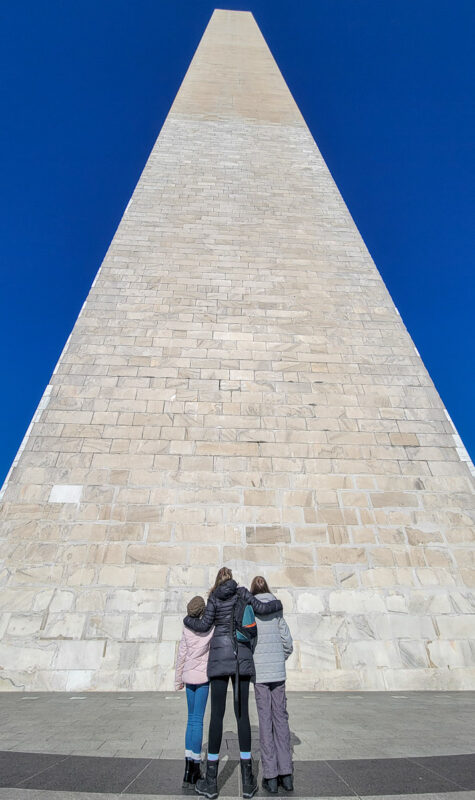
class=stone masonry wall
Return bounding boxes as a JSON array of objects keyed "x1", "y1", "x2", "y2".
[{"x1": 0, "y1": 10, "x2": 474, "y2": 691}]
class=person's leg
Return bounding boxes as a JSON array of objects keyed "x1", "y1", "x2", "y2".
[
  {"x1": 207, "y1": 676, "x2": 228, "y2": 757},
  {"x1": 270, "y1": 682, "x2": 293, "y2": 781},
  {"x1": 183, "y1": 685, "x2": 198, "y2": 785},
  {"x1": 196, "y1": 677, "x2": 228, "y2": 799},
  {"x1": 232, "y1": 675, "x2": 252, "y2": 754},
  {"x1": 189, "y1": 682, "x2": 210, "y2": 760},
  {"x1": 185, "y1": 684, "x2": 197, "y2": 757},
  {"x1": 233, "y1": 676, "x2": 257, "y2": 798},
  {"x1": 254, "y1": 683, "x2": 278, "y2": 780}
]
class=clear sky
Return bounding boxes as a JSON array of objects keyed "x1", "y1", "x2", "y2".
[{"x1": 1, "y1": 0, "x2": 474, "y2": 485}]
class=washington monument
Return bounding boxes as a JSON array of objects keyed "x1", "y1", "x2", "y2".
[{"x1": 0, "y1": 10, "x2": 474, "y2": 692}]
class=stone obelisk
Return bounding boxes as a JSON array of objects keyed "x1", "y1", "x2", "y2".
[{"x1": 1, "y1": 10, "x2": 474, "y2": 692}]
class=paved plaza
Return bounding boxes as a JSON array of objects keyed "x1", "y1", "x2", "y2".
[{"x1": 0, "y1": 691, "x2": 474, "y2": 799}]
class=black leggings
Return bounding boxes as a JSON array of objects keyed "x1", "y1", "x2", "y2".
[{"x1": 208, "y1": 675, "x2": 251, "y2": 755}]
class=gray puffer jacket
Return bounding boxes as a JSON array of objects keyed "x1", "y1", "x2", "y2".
[{"x1": 253, "y1": 592, "x2": 293, "y2": 684}]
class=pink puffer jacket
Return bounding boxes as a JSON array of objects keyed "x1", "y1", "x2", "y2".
[{"x1": 175, "y1": 625, "x2": 213, "y2": 688}]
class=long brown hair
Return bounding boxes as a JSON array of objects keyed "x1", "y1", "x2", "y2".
[
  {"x1": 250, "y1": 575, "x2": 270, "y2": 595},
  {"x1": 209, "y1": 566, "x2": 233, "y2": 596}
]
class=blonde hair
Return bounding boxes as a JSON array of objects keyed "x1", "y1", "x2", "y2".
[{"x1": 209, "y1": 566, "x2": 233, "y2": 596}]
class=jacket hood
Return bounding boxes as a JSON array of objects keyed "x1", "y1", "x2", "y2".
[
  {"x1": 255, "y1": 592, "x2": 276, "y2": 602},
  {"x1": 213, "y1": 578, "x2": 238, "y2": 600}
]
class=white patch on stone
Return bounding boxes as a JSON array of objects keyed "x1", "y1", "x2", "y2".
[
  {"x1": 329, "y1": 589, "x2": 386, "y2": 614},
  {"x1": 296, "y1": 592, "x2": 325, "y2": 614},
  {"x1": 49, "y1": 484, "x2": 83, "y2": 504},
  {"x1": 385, "y1": 593, "x2": 407, "y2": 613}
]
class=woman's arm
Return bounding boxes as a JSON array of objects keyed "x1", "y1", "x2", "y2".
[
  {"x1": 238, "y1": 586, "x2": 282, "y2": 616},
  {"x1": 195, "y1": 628, "x2": 214, "y2": 657},
  {"x1": 184, "y1": 597, "x2": 216, "y2": 632},
  {"x1": 175, "y1": 630, "x2": 187, "y2": 689},
  {"x1": 278, "y1": 616, "x2": 293, "y2": 660}
]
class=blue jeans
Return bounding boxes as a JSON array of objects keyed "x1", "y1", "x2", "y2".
[{"x1": 185, "y1": 682, "x2": 209, "y2": 759}]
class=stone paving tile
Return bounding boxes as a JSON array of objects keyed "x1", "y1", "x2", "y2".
[
  {"x1": 327, "y1": 756, "x2": 463, "y2": 796},
  {"x1": 0, "y1": 793, "x2": 132, "y2": 800},
  {"x1": 409, "y1": 753, "x2": 475, "y2": 790},
  {"x1": 20, "y1": 755, "x2": 150, "y2": 794},
  {"x1": 0, "y1": 751, "x2": 69, "y2": 786},
  {"x1": 359, "y1": 795, "x2": 475, "y2": 800}
]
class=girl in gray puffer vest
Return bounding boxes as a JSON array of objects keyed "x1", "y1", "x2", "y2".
[{"x1": 251, "y1": 576, "x2": 294, "y2": 795}]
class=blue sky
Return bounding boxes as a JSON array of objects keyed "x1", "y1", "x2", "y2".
[{"x1": 1, "y1": 0, "x2": 474, "y2": 485}]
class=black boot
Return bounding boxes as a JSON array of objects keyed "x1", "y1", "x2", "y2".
[
  {"x1": 190, "y1": 760, "x2": 201, "y2": 784},
  {"x1": 278, "y1": 773, "x2": 294, "y2": 792},
  {"x1": 241, "y1": 759, "x2": 257, "y2": 799},
  {"x1": 183, "y1": 758, "x2": 194, "y2": 788},
  {"x1": 196, "y1": 759, "x2": 219, "y2": 799},
  {"x1": 262, "y1": 776, "x2": 278, "y2": 794}
]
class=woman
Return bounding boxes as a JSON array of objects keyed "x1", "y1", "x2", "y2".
[
  {"x1": 175, "y1": 595, "x2": 214, "y2": 789},
  {"x1": 183, "y1": 567, "x2": 283, "y2": 800},
  {"x1": 251, "y1": 575, "x2": 293, "y2": 794}
]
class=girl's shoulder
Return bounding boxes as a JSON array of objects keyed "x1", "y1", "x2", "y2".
[{"x1": 184, "y1": 624, "x2": 213, "y2": 640}]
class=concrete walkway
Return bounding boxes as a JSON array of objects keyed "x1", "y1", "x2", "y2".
[{"x1": 0, "y1": 692, "x2": 474, "y2": 800}]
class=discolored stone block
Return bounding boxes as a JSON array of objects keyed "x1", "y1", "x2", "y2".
[{"x1": 246, "y1": 525, "x2": 290, "y2": 543}]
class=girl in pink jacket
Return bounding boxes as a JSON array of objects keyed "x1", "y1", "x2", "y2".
[{"x1": 175, "y1": 595, "x2": 213, "y2": 789}]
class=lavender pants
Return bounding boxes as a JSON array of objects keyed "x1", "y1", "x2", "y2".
[{"x1": 254, "y1": 681, "x2": 292, "y2": 779}]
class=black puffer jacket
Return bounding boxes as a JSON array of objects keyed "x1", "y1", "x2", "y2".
[{"x1": 183, "y1": 579, "x2": 282, "y2": 680}]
